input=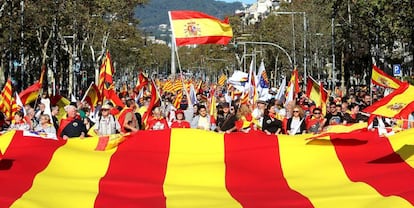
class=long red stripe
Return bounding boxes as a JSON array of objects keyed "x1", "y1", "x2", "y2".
[
  {"x1": 94, "y1": 130, "x2": 171, "y2": 207},
  {"x1": 333, "y1": 130, "x2": 414, "y2": 205},
  {"x1": 224, "y1": 131, "x2": 313, "y2": 207},
  {"x1": 0, "y1": 131, "x2": 65, "y2": 207},
  {"x1": 175, "y1": 36, "x2": 232, "y2": 46},
  {"x1": 170, "y1": 10, "x2": 221, "y2": 20}
]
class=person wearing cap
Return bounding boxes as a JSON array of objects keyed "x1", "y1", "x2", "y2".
[
  {"x1": 94, "y1": 104, "x2": 121, "y2": 136},
  {"x1": 58, "y1": 105, "x2": 87, "y2": 139},
  {"x1": 170, "y1": 109, "x2": 190, "y2": 128}
]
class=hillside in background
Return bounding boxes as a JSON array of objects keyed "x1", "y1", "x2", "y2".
[{"x1": 135, "y1": 0, "x2": 243, "y2": 29}]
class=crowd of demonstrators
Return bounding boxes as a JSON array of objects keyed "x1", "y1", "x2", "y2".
[{"x1": 3, "y1": 77, "x2": 414, "y2": 139}]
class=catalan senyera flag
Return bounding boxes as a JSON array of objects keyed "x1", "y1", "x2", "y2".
[
  {"x1": 363, "y1": 82, "x2": 414, "y2": 119},
  {"x1": 218, "y1": 74, "x2": 227, "y2": 86},
  {"x1": 98, "y1": 51, "x2": 114, "y2": 93},
  {"x1": 2, "y1": 127, "x2": 414, "y2": 207},
  {"x1": 169, "y1": 10, "x2": 233, "y2": 46},
  {"x1": 173, "y1": 90, "x2": 183, "y2": 109},
  {"x1": 0, "y1": 78, "x2": 15, "y2": 119},
  {"x1": 371, "y1": 65, "x2": 402, "y2": 89}
]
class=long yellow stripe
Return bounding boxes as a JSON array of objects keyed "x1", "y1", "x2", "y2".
[
  {"x1": 388, "y1": 128, "x2": 414, "y2": 168},
  {"x1": 172, "y1": 19, "x2": 232, "y2": 38},
  {"x1": 372, "y1": 69, "x2": 400, "y2": 89},
  {"x1": 278, "y1": 134, "x2": 412, "y2": 208},
  {"x1": 11, "y1": 137, "x2": 116, "y2": 208},
  {"x1": 164, "y1": 129, "x2": 241, "y2": 208},
  {"x1": 0, "y1": 130, "x2": 16, "y2": 154}
]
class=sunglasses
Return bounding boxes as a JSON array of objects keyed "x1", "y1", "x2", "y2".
[
  {"x1": 314, "y1": 112, "x2": 321, "y2": 114},
  {"x1": 293, "y1": 110, "x2": 299, "y2": 113}
]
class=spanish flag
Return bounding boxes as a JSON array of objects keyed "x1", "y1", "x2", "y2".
[
  {"x1": 18, "y1": 65, "x2": 45, "y2": 105},
  {"x1": 81, "y1": 83, "x2": 101, "y2": 111},
  {"x1": 2, "y1": 128, "x2": 414, "y2": 207},
  {"x1": 371, "y1": 65, "x2": 402, "y2": 89},
  {"x1": 363, "y1": 82, "x2": 414, "y2": 119},
  {"x1": 169, "y1": 10, "x2": 233, "y2": 46},
  {"x1": 306, "y1": 76, "x2": 328, "y2": 115}
]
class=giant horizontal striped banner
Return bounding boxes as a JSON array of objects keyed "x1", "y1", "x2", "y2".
[{"x1": 1, "y1": 127, "x2": 414, "y2": 207}]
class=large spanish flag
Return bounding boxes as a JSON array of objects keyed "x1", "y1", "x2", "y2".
[
  {"x1": 169, "y1": 10, "x2": 233, "y2": 46},
  {"x1": 2, "y1": 127, "x2": 414, "y2": 207},
  {"x1": 371, "y1": 65, "x2": 402, "y2": 89},
  {"x1": 363, "y1": 82, "x2": 414, "y2": 119}
]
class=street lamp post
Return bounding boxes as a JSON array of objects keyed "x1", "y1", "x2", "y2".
[
  {"x1": 237, "y1": 41, "x2": 293, "y2": 70},
  {"x1": 273, "y1": 11, "x2": 307, "y2": 82}
]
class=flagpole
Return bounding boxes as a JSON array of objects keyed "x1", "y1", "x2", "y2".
[
  {"x1": 168, "y1": 11, "x2": 176, "y2": 76},
  {"x1": 81, "y1": 82, "x2": 94, "y2": 103},
  {"x1": 168, "y1": 11, "x2": 190, "y2": 99}
]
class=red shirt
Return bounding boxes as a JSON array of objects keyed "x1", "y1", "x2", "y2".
[
  {"x1": 146, "y1": 116, "x2": 169, "y2": 130},
  {"x1": 171, "y1": 120, "x2": 191, "y2": 128}
]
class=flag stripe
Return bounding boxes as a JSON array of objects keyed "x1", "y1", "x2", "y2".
[
  {"x1": 171, "y1": 18, "x2": 232, "y2": 37},
  {"x1": 11, "y1": 137, "x2": 115, "y2": 208},
  {"x1": 0, "y1": 131, "x2": 65, "y2": 207},
  {"x1": 332, "y1": 130, "x2": 414, "y2": 205},
  {"x1": 279, "y1": 133, "x2": 412, "y2": 207},
  {"x1": 371, "y1": 65, "x2": 401, "y2": 89},
  {"x1": 365, "y1": 84, "x2": 414, "y2": 118},
  {"x1": 169, "y1": 10, "x2": 233, "y2": 46},
  {"x1": 224, "y1": 132, "x2": 313, "y2": 207},
  {"x1": 387, "y1": 128, "x2": 414, "y2": 168},
  {"x1": 163, "y1": 129, "x2": 241, "y2": 207},
  {"x1": 95, "y1": 130, "x2": 171, "y2": 207},
  {"x1": 175, "y1": 36, "x2": 233, "y2": 46}
]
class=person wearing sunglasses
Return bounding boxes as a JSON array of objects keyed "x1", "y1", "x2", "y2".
[
  {"x1": 306, "y1": 108, "x2": 326, "y2": 134},
  {"x1": 325, "y1": 103, "x2": 345, "y2": 126},
  {"x1": 286, "y1": 106, "x2": 306, "y2": 135}
]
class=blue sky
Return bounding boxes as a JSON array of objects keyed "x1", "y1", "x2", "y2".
[{"x1": 221, "y1": 0, "x2": 256, "y2": 4}]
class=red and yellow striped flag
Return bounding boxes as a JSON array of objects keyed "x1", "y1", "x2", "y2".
[
  {"x1": 81, "y1": 83, "x2": 101, "y2": 111},
  {"x1": 0, "y1": 78, "x2": 17, "y2": 119},
  {"x1": 371, "y1": 65, "x2": 402, "y2": 89},
  {"x1": 1, "y1": 128, "x2": 414, "y2": 207},
  {"x1": 169, "y1": 10, "x2": 233, "y2": 46},
  {"x1": 363, "y1": 82, "x2": 414, "y2": 119},
  {"x1": 218, "y1": 74, "x2": 227, "y2": 86},
  {"x1": 98, "y1": 51, "x2": 114, "y2": 94},
  {"x1": 18, "y1": 65, "x2": 45, "y2": 105},
  {"x1": 306, "y1": 77, "x2": 328, "y2": 115}
]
